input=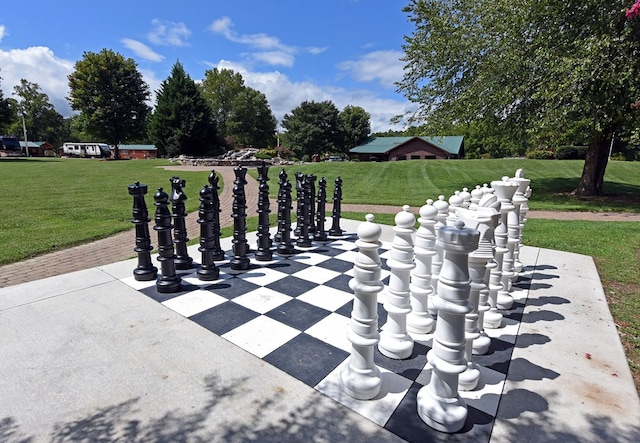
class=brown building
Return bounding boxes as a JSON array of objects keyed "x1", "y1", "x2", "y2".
[
  {"x1": 350, "y1": 136, "x2": 464, "y2": 162},
  {"x1": 118, "y1": 145, "x2": 158, "y2": 159}
]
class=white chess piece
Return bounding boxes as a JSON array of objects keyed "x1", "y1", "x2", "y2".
[
  {"x1": 379, "y1": 206, "x2": 415, "y2": 360},
  {"x1": 340, "y1": 214, "x2": 383, "y2": 399}
]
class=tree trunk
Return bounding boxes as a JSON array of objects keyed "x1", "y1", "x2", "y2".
[{"x1": 573, "y1": 135, "x2": 610, "y2": 196}]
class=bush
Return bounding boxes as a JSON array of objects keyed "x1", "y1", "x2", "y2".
[
  {"x1": 525, "y1": 148, "x2": 556, "y2": 159},
  {"x1": 555, "y1": 145, "x2": 588, "y2": 160},
  {"x1": 256, "y1": 149, "x2": 276, "y2": 159}
]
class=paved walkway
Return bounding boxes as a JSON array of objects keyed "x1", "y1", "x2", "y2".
[{"x1": 1, "y1": 166, "x2": 639, "y2": 288}]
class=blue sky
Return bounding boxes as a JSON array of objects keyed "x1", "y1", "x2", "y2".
[{"x1": 0, "y1": 0, "x2": 417, "y2": 132}]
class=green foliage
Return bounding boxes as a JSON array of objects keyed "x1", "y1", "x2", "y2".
[
  {"x1": 281, "y1": 100, "x2": 342, "y2": 159},
  {"x1": 399, "y1": 0, "x2": 640, "y2": 195},
  {"x1": 200, "y1": 68, "x2": 276, "y2": 150},
  {"x1": 255, "y1": 149, "x2": 277, "y2": 159},
  {"x1": 526, "y1": 148, "x2": 556, "y2": 159},
  {"x1": 226, "y1": 88, "x2": 277, "y2": 148},
  {"x1": 148, "y1": 61, "x2": 219, "y2": 157},
  {"x1": 67, "y1": 49, "x2": 150, "y2": 157},
  {"x1": 338, "y1": 105, "x2": 371, "y2": 153},
  {"x1": 0, "y1": 72, "x2": 13, "y2": 134},
  {"x1": 10, "y1": 79, "x2": 67, "y2": 146},
  {"x1": 555, "y1": 145, "x2": 588, "y2": 160}
]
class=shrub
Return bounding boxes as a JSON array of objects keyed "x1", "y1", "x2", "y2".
[
  {"x1": 256, "y1": 149, "x2": 276, "y2": 159},
  {"x1": 525, "y1": 148, "x2": 556, "y2": 159}
]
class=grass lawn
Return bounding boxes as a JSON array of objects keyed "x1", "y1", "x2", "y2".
[{"x1": 1, "y1": 156, "x2": 638, "y2": 391}]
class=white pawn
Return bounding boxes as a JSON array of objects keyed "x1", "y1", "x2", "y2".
[
  {"x1": 459, "y1": 187, "x2": 472, "y2": 209},
  {"x1": 341, "y1": 214, "x2": 383, "y2": 399},
  {"x1": 469, "y1": 185, "x2": 483, "y2": 211},
  {"x1": 429, "y1": 196, "x2": 449, "y2": 315},
  {"x1": 407, "y1": 200, "x2": 437, "y2": 335},
  {"x1": 379, "y1": 205, "x2": 415, "y2": 360},
  {"x1": 418, "y1": 221, "x2": 479, "y2": 433}
]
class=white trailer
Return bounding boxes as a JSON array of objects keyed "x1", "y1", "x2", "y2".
[{"x1": 62, "y1": 142, "x2": 111, "y2": 158}]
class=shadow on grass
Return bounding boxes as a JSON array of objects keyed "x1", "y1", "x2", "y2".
[{"x1": 532, "y1": 177, "x2": 640, "y2": 211}]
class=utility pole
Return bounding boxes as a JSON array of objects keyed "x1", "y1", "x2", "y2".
[{"x1": 20, "y1": 104, "x2": 29, "y2": 157}]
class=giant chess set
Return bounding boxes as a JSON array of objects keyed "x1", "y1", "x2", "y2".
[{"x1": 124, "y1": 163, "x2": 533, "y2": 441}]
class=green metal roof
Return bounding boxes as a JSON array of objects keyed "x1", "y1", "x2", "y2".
[{"x1": 350, "y1": 136, "x2": 464, "y2": 155}]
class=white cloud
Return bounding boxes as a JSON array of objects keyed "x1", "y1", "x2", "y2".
[
  {"x1": 0, "y1": 25, "x2": 6, "y2": 43},
  {"x1": 147, "y1": 19, "x2": 191, "y2": 46},
  {"x1": 0, "y1": 46, "x2": 75, "y2": 116},
  {"x1": 121, "y1": 38, "x2": 164, "y2": 62},
  {"x1": 338, "y1": 50, "x2": 405, "y2": 88},
  {"x1": 208, "y1": 60, "x2": 412, "y2": 133},
  {"x1": 208, "y1": 16, "x2": 323, "y2": 68},
  {"x1": 253, "y1": 51, "x2": 294, "y2": 68}
]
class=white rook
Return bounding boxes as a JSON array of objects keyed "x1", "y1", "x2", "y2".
[
  {"x1": 341, "y1": 214, "x2": 383, "y2": 399},
  {"x1": 417, "y1": 221, "x2": 479, "y2": 433},
  {"x1": 379, "y1": 205, "x2": 415, "y2": 360}
]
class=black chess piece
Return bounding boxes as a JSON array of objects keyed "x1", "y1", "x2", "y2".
[
  {"x1": 307, "y1": 174, "x2": 317, "y2": 234},
  {"x1": 314, "y1": 177, "x2": 328, "y2": 242},
  {"x1": 153, "y1": 187, "x2": 182, "y2": 293},
  {"x1": 128, "y1": 182, "x2": 158, "y2": 281},
  {"x1": 170, "y1": 176, "x2": 193, "y2": 270},
  {"x1": 196, "y1": 183, "x2": 220, "y2": 281},
  {"x1": 231, "y1": 166, "x2": 250, "y2": 270},
  {"x1": 329, "y1": 176, "x2": 344, "y2": 236},
  {"x1": 277, "y1": 179, "x2": 295, "y2": 255},
  {"x1": 274, "y1": 169, "x2": 288, "y2": 243},
  {"x1": 208, "y1": 171, "x2": 225, "y2": 261},
  {"x1": 294, "y1": 172, "x2": 304, "y2": 237},
  {"x1": 256, "y1": 161, "x2": 273, "y2": 261},
  {"x1": 296, "y1": 175, "x2": 312, "y2": 248}
]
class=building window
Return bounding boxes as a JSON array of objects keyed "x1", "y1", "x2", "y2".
[
  {"x1": 411, "y1": 155, "x2": 421, "y2": 160},
  {"x1": 396, "y1": 155, "x2": 406, "y2": 161}
]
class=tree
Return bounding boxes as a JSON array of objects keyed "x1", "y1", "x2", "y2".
[
  {"x1": 227, "y1": 88, "x2": 277, "y2": 148},
  {"x1": 148, "y1": 61, "x2": 219, "y2": 157},
  {"x1": 338, "y1": 105, "x2": 371, "y2": 153},
  {"x1": 200, "y1": 68, "x2": 245, "y2": 142},
  {"x1": 0, "y1": 72, "x2": 14, "y2": 134},
  {"x1": 399, "y1": 0, "x2": 640, "y2": 195},
  {"x1": 68, "y1": 49, "x2": 150, "y2": 159},
  {"x1": 281, "y1": 100, "x2": 342, "y2": 160},
  {"x1": 11, "y1": 79, "x2": 66, "y2": 146},
  {"x1": 200, "y1": 67, "x2": 277, "y2": 149}
]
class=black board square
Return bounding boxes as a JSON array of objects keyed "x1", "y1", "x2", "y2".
[
  {"x1": 265, "y1": 299, "x2": 330, "y2": 331},
  {"x1": 265, "y1": 275, "x2": 317, "y2": 297},
  {"x1": 385, "y1": 382, "x2": 494, "y2": 442},
  {"x1": 263, "y1": 333, "x2": 349, "y2": 387},
  {"x1": 205, "y1": 277, "x2": 261, "y2": 300},
  {"x1": 190, "y1": 303, "x2": 259, "y2": 335}
]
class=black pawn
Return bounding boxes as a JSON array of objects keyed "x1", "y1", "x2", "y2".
[
  {"x1": 208, "y1": 171, "x2": 225, "y2": 261},
  {"x1": 329, "y1": 176, "x2": 344, "y2": 237},
  {"x1": 314, "y1": 177, "x2": 328, "y2": 242},
  {"x1": 231, "y1": 166, "x2": 250, "y2": 270},
  {"x1": 197, "y1": 183, "x2": 220, "y2": 281},
  {"x1": 128, "y1": 182, "x2": 157, "y2": 281},
  {"x1": 274, "y1": 169, "x2": 288, "y2": 243},
  {"x1": 296, "y1": 175, "x2": 312, "y2": 248},
  {"x1": 277, "y1": 180, "x2": 295, "y2": 255},
  {"x1": 256, "y1": 161, "x2": 273, "y2": 261},
  {"x1": 154, "y1": 187, "x2": 181, "y2": 293},
  {"x1": 170, "y1": 176, "x2": 193, "y2": 270}
]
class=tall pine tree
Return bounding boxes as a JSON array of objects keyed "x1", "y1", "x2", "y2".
[{"x1": 148, "y1": 61, "x2": 219, "y2": 157}]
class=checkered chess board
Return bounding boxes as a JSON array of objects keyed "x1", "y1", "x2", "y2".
[{"x1": 122, "y1": 233, "x2": 530, "y2": 442}]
